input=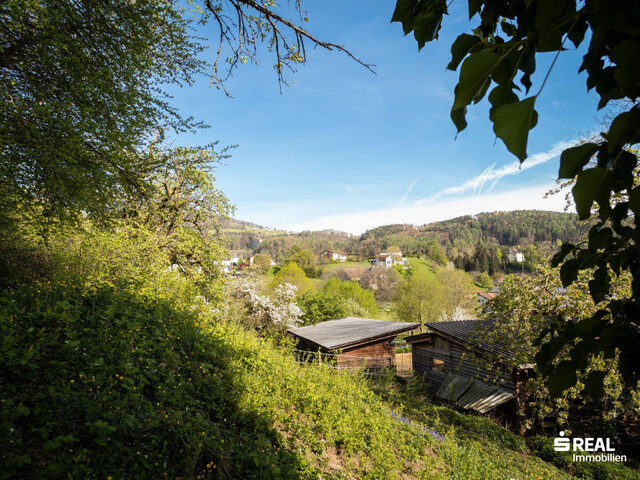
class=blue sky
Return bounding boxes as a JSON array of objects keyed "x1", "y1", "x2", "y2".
[{"x1": 169, "y1": 0, "x2": 604, "y2": 235}]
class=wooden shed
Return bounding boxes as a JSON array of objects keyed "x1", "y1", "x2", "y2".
[
  {"x1": 288, "y1": 317, "x2": 420, "y2": 371},
  {"x1": 406, "y1": 320, "x2": 534, "y2": 422}
]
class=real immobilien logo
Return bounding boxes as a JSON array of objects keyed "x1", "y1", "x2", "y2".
[{"x1": 554, "y1": 431, "x2": 627, "y2": 463}]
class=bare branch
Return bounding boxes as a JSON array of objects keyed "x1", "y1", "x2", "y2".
[{"x1": 202, "y1": 0, "x2": 375, "y2": 90}]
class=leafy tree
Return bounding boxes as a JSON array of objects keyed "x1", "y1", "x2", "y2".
[
  {"x1": 392, "y1": 0, "x2": 640, "y2": 399},
  {"x1": 0, "y1": 0, "x2": 206, "y2": 224},
  {"x1": 436, "y1": 269, "x2": 476, "y2": 316},
  {"x1": 298, "y1": 277, "x2": 378, "y2": 325},
  {"x1": 252, "y1": 253, "x2": 274, "y2": 273},
  {"x1": 394, "y1": 268, "x2": 475, "y2": 324},
  {"x1": 322, "y1": 277, "x2": 378, "y2": 316},
  {"x1": 269, "y1": 262, "x2": 313, "y2": 294},
  {"x1": 476, "y1": 272, "x2": 494, "y2": 290},
  {"x1": 480, "y1": 268, "x2": 639, "y2": 433},
  {"x1": 358, "y1": 266, "x2": 401, "y2": 302},
  {"x1": 124, "y1": 146, "x2": 232, "y2": 276},
  {"x1": 423, "y1": 239, "x2": 449, "y2": 266},
  {"x1": 287, "y1": 246, "x2": 316, "y2": 269},
  {"x1": 394, "y1": 272, "x2": 443, "y2": 324},
  {"x1": 232, "y1": 276, "x2": 304, "y2": 330}
]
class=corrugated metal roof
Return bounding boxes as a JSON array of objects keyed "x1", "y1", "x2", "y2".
[
  {"x1": 457, "y1": 382, "x2": 514, "y2": 414},
  {"x1": 435, "y1": 373, "x2": 514, "y2": 413},
  {"x1": 436, "y1": 375, "x2": 472, "y2": 402},
  {"x1": 288, "y1": 317, "x2": 421, "y2": 350}
]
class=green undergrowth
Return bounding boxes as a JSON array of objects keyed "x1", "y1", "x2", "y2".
[
  {"x1": 529, "y1": 436, "x2": 640, "y2": 480},
  {"x1": 0, "y1": 280, "x2": 604, "y2": 479},
  {"x1": 370, "y1": 376, "x2": 640, "y2": 480}
]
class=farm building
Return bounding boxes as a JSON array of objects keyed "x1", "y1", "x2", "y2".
[
  {"x1": 288, "y1": 317, "x2": 420, "y2": 371},
  {"x1": 475, "y1": 291, "x2": 498, "y2": 306},
  {"x1": 321, "y1": 250, "x2": 348, "y2": 262},
  {"x1": 406, "y1": 320, "x2": 534, "y2": 424}
]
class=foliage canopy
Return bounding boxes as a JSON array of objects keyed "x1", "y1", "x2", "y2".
[
  {"x1": 0, "y1": 0, "x2": 206, "y2": 223},
  {"x1": 392, "y1": 0, "x2": 640, "y2": 399}
]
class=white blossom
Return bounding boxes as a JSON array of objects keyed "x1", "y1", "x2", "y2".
[{"x1": 230, "y1": 277, "x2": 304, "y2": 328}]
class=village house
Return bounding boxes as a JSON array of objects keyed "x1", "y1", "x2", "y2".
[
  {"x1": 507, "y1": 251, "x2": 525, "y2": 263},
  {"x1": 372, "y1": 251, "x2": 406, "y2": 268},
  {"x1": 475, "y1": 291, "x2": 498, "y2": 306},
  {"x1": 322, "y1": 250, "x2": 348, "y2": 262},
  {"x1": 288, "y1": 317, "x2": 420, "y2": 371},
  {"x1": 406, "y1": 320, "x2": 533, "y2": 426}
]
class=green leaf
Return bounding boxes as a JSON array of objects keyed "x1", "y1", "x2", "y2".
[
  {"x1": 584, "y1": 370, "x2": 606, "y2": 400},
  {"x1": 451, "y1": 106, "x2": 468, "y2": 132},
  {"x1": 491, "y1": 96, "x2": 538, "y2": 161},
  {"x1": 548, "y1": 360, "x2": 577, "y2": 398},
  {"x1": 612, "y1": 149, "x2": 638, "y2": 190},
  {"x1": 451, "y1": 51, "x2": 501, "y2": 133},
  {"x1": 629, "y1": 186, "x2": 640, "y2": 216},
  {"x1": 391, "y1": 0, "x2": 418, "y2": 34},
  {"x1": 560, "y1": 258, "x2": 579, "y2": 287},
  {"x1": 572, "y1": 168, "x2": 606, "y2": 220},
  {"x1": 571, "y1": 316, "x2": 603, "y2": 338},
  {"x1": 610, "y1": 39, "x2": 640, "y2": 90},
  {"x1": 413, "y1": 12, "x2": 443, "y2": 49},
  {"x1": 468, "y1": 0, "x2": 482, "y2": 19},
  {"x1": 488, "y1": 83, "x2": 519, "y2": 116},
  {"x1": 551, "y1": 242, "x2": 575, "y2": 267},
  {"x1": 500, "y1": 21, "x2": 517, "y2": 37},
  {"x1": 567, "y1": 13, "x2": 588, "y2": 48},
  {"x1": 447, "y1": 34, "x2": 481, "y2": 71},
  {"x1": 587, "y1": 225, "x2": 612, "y2": 250},
  {"x1": 558, "y1": 143, "x2": 598, "y2": 179},
  {"x1": 588, "y1": 267, "x2": 610, "y2": 304},
  {"x1": 607, "y1": 108, "x2": 640, "y2": 152}
]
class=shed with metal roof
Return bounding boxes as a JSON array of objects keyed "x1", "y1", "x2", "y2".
[
  {"x1": 288, "y1": 317, "x2": 420, "y2": 371},
  {"x1": 406, "y1": 320, "x2": 534, "y2": 425}
]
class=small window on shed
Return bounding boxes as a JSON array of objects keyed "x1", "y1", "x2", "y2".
[
  {"x1": 434, "y1": 336, "x2": 450, "y2": 352},
  {"x1": 431, "y1": 358, "x2": 445, "y2": 372}
]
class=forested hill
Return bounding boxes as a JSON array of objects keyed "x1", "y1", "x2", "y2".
[
  {"x1": 422, "y1": 210, "x2": 586, "y2": 246},
  {"x1": 223, "y1": 210, "x2": 588, "y2": 271}
]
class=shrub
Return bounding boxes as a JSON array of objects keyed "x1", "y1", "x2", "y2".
[
  {"x1": 298, "y1": 277, "x2": 378, "y2": 324},
  {"x1": 268, "y1": 262, "x2": 313, "y2": 294}
]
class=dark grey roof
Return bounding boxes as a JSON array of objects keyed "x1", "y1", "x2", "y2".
[
  {"x1": 406, "y1": 320, "x2": 531, "y2": 364},
  {"x1": 288, "y1": 317, "x2": 420, "y2": 350},
  {"x1": 436, "y1": 373, "x2": 514, "y2": 413}
]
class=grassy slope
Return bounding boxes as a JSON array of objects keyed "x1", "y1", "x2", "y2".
[{"x1": 2, "y1": 281, "x2": 633, "y2": 479}]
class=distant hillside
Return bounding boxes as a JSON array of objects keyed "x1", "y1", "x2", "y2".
[
  {"x1": 222, "y1": 210, "x2": 589, "y2": 273},
  {"x1": 423, "y1": 210, "x2": 587, "y2": 247},
  {"x1": 219, "y1": 217, "x2": 268, "y2": 231}
]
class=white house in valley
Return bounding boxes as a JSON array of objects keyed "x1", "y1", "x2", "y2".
[
  {"x1": 507, "y1": 251, "x2": 525, "y2": 263},
  {"x1": 322, "y1": 250, "x2": 348, "y2": 262},
  {"x1": 373, "y1": 251, "x2": 406, "y2": 268}
]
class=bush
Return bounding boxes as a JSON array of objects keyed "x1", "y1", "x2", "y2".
[
  {"x1": 298, "y1": 277, "x2": 378, "y2": 324},
  {"x1": 476, "y1": 272, "x2": 494, "y2": 290},
  {"x1": 268, "y1": 262, "x2": 313, "y2": 294}
]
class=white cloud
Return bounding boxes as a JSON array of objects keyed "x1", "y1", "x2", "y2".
[
  {"x1": 276, "y1": 182, "x2": 569, "y2": 235},
  {"x1": 396, "y1": 179, "x2": 419, "y2": 206},
  {"x1": 430, "y1": 140, "x2": 574, "y2": 199}
]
